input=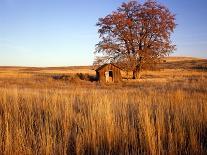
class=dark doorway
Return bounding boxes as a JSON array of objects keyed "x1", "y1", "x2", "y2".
[
  {"x1": 108, "y1": 70, "x2": 113, "y2": 82},
  {"x1": 109, "y1": 71, "x2": 113, "y2": 77}
]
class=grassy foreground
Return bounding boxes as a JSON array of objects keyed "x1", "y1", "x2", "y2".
[
  {"x1": 0, "y1": 83, "x2": 207, "y2": 154},
  {"x1": 0, "y1": 57, "x2": 207, "y2": 154}
]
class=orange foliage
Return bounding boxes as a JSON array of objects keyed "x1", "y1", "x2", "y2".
[{"x1": 95, "y1": 0, "x2": 176, "y2": 79}]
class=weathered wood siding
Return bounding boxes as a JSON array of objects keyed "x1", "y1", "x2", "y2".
[{"x1": 96, "y1": 64, "x2": 122, "y2": 83}]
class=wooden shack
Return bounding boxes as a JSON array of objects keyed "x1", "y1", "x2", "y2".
[{"x1": 95, "y1": 64, "x2": 122, "y2": 83}]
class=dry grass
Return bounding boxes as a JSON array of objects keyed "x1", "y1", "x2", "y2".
[{"x1": 0, "y1": 57, "x2": 207, "y2": 154}]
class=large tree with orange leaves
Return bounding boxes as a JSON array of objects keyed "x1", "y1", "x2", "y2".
[{"x1": 95, "y1": 0, "x2": 176, "y2": 79}]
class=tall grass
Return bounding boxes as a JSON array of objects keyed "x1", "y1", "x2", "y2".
[{"x1": 0, "y1": 83, "x2": 207, "y2": 154}]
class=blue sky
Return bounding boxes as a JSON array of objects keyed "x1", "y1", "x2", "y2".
[{"x1": 0, "y1": 0, "x2": 207, "y2": 66}]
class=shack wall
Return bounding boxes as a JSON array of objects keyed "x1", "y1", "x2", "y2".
[{"x1": 96, "y1": 64, "x2": 122, "y2": 83}]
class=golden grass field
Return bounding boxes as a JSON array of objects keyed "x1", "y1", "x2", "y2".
[{"x1": 0, "y1": 57, "x2": 207, "y2": 154}]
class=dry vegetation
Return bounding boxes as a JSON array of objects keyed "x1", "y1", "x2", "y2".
[{"x1": 0, "y1": 57, "x2": 207, "y2": 154}]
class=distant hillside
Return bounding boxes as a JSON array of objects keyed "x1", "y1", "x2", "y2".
[
  {"x1": 0, "y1": 57, "x2": 206, "y2": 73},
  {"x1": 159, "y1": 56, "x2": 207, "y2": 70},
  {"x1": 163, "y1": 56, "x2": 202, "y2": 62}
]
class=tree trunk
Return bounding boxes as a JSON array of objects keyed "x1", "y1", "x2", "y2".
[
  {"x1": 133, "y1": 57, "x2": 143, "y2": 79},
  {"x1": 132, "y1": 70, "x2": 141, "y2": 79},
  {"x1": 132, "y1": 70, "x2": 136, "y2": 79}
]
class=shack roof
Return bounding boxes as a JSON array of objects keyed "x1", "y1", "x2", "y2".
[{"x1": 95, "y1": 63, "x2": 123, "y2": 71}]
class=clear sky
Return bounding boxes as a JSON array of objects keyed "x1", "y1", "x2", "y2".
[{"x1": 0, "y1": 0, "x2": 207, "y2": 66}]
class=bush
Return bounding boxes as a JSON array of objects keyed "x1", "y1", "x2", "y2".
[
  {"x1": 52, "y1": 74, "x2": 69, "y2": 80},
  {"x1": 76, "y1": 73, "x2": 97, "y2": 82}
]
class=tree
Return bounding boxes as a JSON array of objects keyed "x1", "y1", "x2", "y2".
[{"x1": 94, "y1": 0, "x2": 176, "y2": 79}]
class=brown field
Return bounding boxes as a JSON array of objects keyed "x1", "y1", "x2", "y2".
[{"x1": 0, "y1": 57, "x2": 207, "y2": 154}]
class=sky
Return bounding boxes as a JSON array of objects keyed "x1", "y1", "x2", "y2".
[{"x1": 0, "y1": 0, "x2": 207, "y2": 67}]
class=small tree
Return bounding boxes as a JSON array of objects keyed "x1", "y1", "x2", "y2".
[{"x1": 94, "y1": 0, "x2": 176, "y2": 79}]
